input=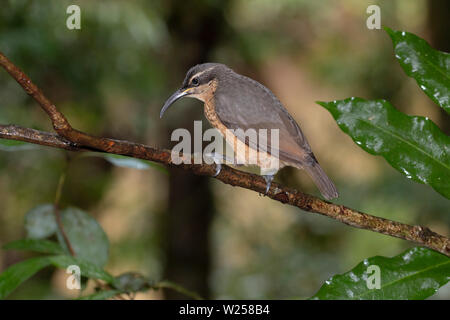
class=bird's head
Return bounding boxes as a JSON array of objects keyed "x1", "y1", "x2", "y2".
[{"x1": 160, "y1": 63, "x2": 230, "y2": 118}]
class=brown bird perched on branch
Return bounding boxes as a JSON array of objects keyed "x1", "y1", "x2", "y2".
[{"x1": 160, "y1": 63, "x2": 338, "y2": 200}]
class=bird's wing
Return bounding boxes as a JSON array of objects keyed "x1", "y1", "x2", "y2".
[{"x1": 213, "y1": 75, "x2": 315, "y2": 166}]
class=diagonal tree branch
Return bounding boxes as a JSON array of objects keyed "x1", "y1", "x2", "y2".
[{"x1": 0, "y1": 51, "x2": 449, "y2": 257}]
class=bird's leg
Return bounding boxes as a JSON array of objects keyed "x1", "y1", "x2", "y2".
[{"x1": 260, "y1": 168, "x2": 278, "y2": 195}]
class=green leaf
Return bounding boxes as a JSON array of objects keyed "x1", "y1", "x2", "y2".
[
  {"x1": 0, "y1": 254, "x2": 115, "y2": 299},
  {"x1": 24, "y1": 204, "x2": 57, "y2": 239},
  {"x1": 77, "y1": 289, "x2": 123, "y2": 300},
  {"x1": 311, "y1": 247, "x2": 450, "y2": 300},
  {"x1": 385, "y1": 27, "x2": 450, "y2": 113},
  {"x1": 24, "y1": 205, "x2": 110, "y2": 267},
  {"x1": 318, "y1": 98, "x2": 450, "y2": 198},
  {"x1": 56, "y1": 207, "x2": 109, "y2": 267},
  {"x1": 0, "y1": 139, "x2": 40, "y2": 151},
  {"x1": 79, "y1": 152, "x2": 168, "y2": 174},
  {"x1": 3, "y1": 239, "x2": 64, "y2": 255},
  {"x1": 48, "y1": 255, "x2": 115, "y2": 284},
  {"x1": 0, "y1": 257, "x2": 52, "y2": 299}
]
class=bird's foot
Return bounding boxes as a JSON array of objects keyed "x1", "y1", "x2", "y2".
[
  {"x1": 262, "y1": 175, "x2": 274, "y2": 195},
  {"x1": 204, "y1": 152, "x2": 224, "y2": 177},
  {"x1": 214, "y1": 163, "x2": 222, "y2": 177}
]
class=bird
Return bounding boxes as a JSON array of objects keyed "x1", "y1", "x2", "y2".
[{"x1": 160, "y1": 63, "x2": 338, "y2": 200}]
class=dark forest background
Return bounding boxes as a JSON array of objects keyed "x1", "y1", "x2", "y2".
[{"x1": 0, "y1": 0, "x2": 448, "y2": 299}]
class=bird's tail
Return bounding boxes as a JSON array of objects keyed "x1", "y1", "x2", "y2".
[{"x1": 304, "y1": 163, "x2": 338, "y2": 200}]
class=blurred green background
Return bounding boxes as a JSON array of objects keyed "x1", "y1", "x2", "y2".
[{"x1": 0, "y1": 0, "x2": 448, "y2": 299}]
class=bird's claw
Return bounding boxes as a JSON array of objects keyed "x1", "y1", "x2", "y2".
[
  {"x1": 263, "y1": 175, "x2": 274, "y2": 195},
  {"x1": 204, "y1": 153, "x2": 224, "y2": 177},
  {"x1": 213, "y1": 163, "x2": 222, "y2": 177}
]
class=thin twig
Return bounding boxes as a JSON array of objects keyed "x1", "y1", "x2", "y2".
[
  {"x1": 0, "y1": 51, "x2": 449, "y2": 257},
  {"x1": 53, "y1": 157, "x2": 76, "y2": 256},
  {"x1": 54, "y1": 204, "x2": 75, "y2": 256}
]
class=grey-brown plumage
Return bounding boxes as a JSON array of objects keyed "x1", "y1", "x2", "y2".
[{"x1": 160, "y1": 63, "x2": 338, "y2": 200}]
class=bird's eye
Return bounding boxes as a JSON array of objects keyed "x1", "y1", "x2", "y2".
[{"x1": 191, "y1": 77, "x2": 199, "y2": 86}]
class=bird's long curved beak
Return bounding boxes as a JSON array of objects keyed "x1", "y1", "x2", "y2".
[{"x1": 160, "y1": 88, "x2": 191, "y2": 118}]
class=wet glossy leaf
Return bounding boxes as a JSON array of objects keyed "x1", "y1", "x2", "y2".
[
  {"x1": 385, "y1": 27, "x2": 450, "y2": 113},
  {"x1": 48, "y1": 255, "x2": 115, "y2": 284},
  {"x1": 3, "y1": 239, "x2": 64, "y2": 255},
  {"x1": 56, "y1": 207, "x2": 109, "y2": 267},
  {"x1": 318, "y1": 98, "x2": 450, "y2": 198},
  {"x1": 0, "y1": 257, "x2": 52, "y2": 299},
  {"x1": 311, "y1": 247, "x2": 450, "y2": 300},
  {"x1": 24, "y1": 204, "x2": 57, "y2": 239}
]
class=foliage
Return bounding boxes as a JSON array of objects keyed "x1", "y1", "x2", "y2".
[
  {"x1": 0, "y1": 152, "x2": 188, "y2": 299},
  {"x1": 0, "y1": 257, "x2": 54, "y2": 299},
  {"x1": 4, "y1": 239, "x2": 64, "y2": 255},
  {"x1": 318, "y1": 28, "x2": 450, "y2": 199},
  {"x1": 313, "y1": 27, "x2": 450, "y2": 298},
  {"x1": 385, "y1": 27, "x2": 449, "y2": 114},
  {"x1": 317, "y1": 98, "x2": 449, "y2": 198},
  {"x1": 24, "y1": 204, "x2": 58, "y2": 239},
  {"x1": 55, "y1": 207, "x2": 109, "y2": 267},
  {"x1": 0, "y1": 213, "x2": 200, "y2": 299},
  {"x1": 311, "y1": 247, "x2": 450, "y2": 300}
]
